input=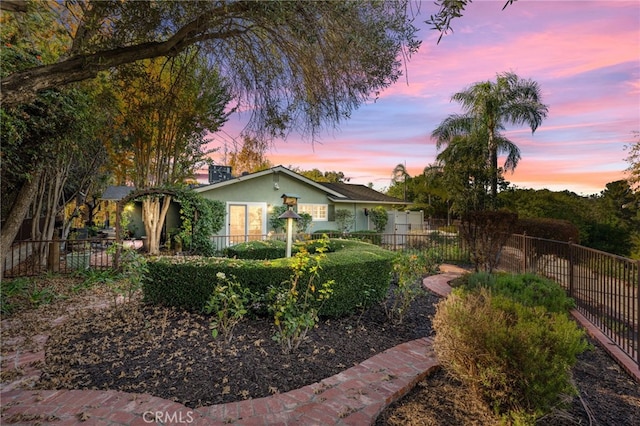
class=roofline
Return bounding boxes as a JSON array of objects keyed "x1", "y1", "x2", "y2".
[
  {"x1": 328, "y1": 197, "x2": 412, "y2": 205},
  {"x1": 194, "y1": 165, "x2": 346, "y2": 198}
]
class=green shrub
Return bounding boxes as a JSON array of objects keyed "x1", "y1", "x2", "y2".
[
  {"x1": 335, "y1": 209, "x2": 354, "y2": 233},
  {"x1": 385, "y1": 249, "x2": 442, "y2": 324},
  {"x1": 298, "y1": 238, "x2": 338, "y2": 253},
  {"x1": 269, "y1": 205, "x2": 289, "y2": 233},
  {"x1": 433, "y1": 288, "x2": 588, "y2": 423},
  {"x1": 268, "y1": 237, "x2": 334, "y2": 353},
  {"x1": 204, "y1": 272, "x2": 253, "y2": 343},
  {"x1": 460, "y1": 210, "x2": 518, "y2": 273},
  {"x1": 143, "y1": 239, "x2": 394, "y2": 317},
  {"x1": 369, "y1": 206, "x2": 389, "y2": 233},
  {"x1": 458, "y1": 272, "x2": 575, "y2": 313},
  {"x1": 224, "y1": 240, "x2": 288, "y2": 259},
  {"x1": 296, "y1": 212, "x2": 313, "y2": 233},
  {"x1": 349, "y1": 230, "x2": 382, "y2": 245}
]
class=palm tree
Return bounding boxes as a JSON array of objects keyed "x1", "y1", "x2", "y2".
[
  {"x1": 392, "y1": 163, "x2": 409, "y2": 201},
  {"x1": 432, "y1": 72, "x2": 548, "y2": 205}
]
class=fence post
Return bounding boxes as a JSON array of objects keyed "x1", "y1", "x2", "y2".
[
  {"x1": 637, "y1": 260, "x2": 640, "y2": 366},
  {"x1": 47, "y1": 234, "x2": 60, "y2": 272},
  {"x1": 568, "y1": 241, "x2": 574, "y2": 298},
  {"x1": 522, "y1": 232, "x2": 527, "y2": 273}
]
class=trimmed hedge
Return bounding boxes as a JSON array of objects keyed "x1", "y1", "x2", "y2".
[
  {"x1": 143, "y1": 239, "x2": 395, "y2": 317},
  {"x1": 349, "y1": 230, "x2": 383, "y2": 246},
  {"x1": 223, "y1": 240, "x2": 288, "y2": 259}
]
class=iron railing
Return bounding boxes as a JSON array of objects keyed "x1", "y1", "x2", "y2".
[
  {"x1": 499, "y1": 234, "x2": 639, "y2": 368},
  {"x1": 3, "y1": 238, "x2": 139, "y2": 277}
]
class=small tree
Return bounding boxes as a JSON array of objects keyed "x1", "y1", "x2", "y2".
[
  {"x1": 335, "y1": 209, "x2": 355, "y2": 233},
  {"x1": 296, "y1": 212, "x2": 313, "y2": 234},
  {"x1": 460, "y1": 210, "x2": 518, "y2": 272},
  {"x1": 269, "y1": 205, "x2": 289, "y2": 233},
  {"x1": 369, "y1": 206, "x2": 389, "y2": 233}
]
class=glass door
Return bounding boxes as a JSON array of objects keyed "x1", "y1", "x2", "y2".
[{"x1": 228, "y1": 204, "x2": 265, "y2": 245}]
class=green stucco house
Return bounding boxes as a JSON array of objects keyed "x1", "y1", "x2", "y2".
[{"x1": 194, "y1": 165, "x2": 410, "y2": 246}]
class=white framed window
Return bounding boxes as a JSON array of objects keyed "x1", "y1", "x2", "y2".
[{"x1": 298, "y1": 203, "x2": 328, "y2": 221}]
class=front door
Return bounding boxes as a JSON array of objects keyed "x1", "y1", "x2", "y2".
[{"x1": 228, "y1": 203, "x2": 266, "y2": 245}]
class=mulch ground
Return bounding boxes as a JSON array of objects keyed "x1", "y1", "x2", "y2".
[
  {"x1": 2, "y1": 277, "x2": 639, "y2": 425},
  {"x1": 36, "y1": 290, "x2": 438, "y2": 408}
]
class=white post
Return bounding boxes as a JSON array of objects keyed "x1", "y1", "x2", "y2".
[{"x1": 286, "y1": 217, "x2": 293, "y2": 258}]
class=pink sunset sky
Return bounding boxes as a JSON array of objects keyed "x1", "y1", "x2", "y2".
[{"x1": 208, "y1": 0, "x2": 640, "y2": 196}]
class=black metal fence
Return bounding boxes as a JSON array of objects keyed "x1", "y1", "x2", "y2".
[
  {"x1": 3, "y1": 238, "x2": 137, "y2": 277},
  {"x1": 499, "y1": 234, "x2": 639, "y2": 368}
]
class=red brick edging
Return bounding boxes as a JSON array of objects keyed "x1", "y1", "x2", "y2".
[{"x1": 1, "y1": 338, "x2": 438, "y2": 425}]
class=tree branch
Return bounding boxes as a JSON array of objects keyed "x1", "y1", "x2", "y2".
[{"x1": 0, "y1": 13, "x2": 248, "y2": 106}]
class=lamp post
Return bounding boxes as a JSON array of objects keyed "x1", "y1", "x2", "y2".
[{"x1": 279, "y1": 194, "x2": 301, "y2": 258}]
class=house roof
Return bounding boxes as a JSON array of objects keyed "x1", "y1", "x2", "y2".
[
  {"x1": 194, "y1": 165, "x2": 409, "y2": 205},
  {"x1": 100, "y1": 185, "x2": 135, "y2": 201},
  {"x1": 319, "y1": 182, "x2": 408, "y2": 205},
  {"x1": 194, "y1": 166, "x2": 344, "y2": 197}
]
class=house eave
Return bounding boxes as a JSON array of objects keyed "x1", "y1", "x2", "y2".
[
  {"x1": 194, "y1": 165, "x2": 346, "y2": 198},
  {"x1": 327, "y1": 197, "x2": 412, "y2": 205}
]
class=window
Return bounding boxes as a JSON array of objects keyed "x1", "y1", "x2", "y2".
[{"x1": 298, "y1": 204, "x2": 328, "y2": 221}]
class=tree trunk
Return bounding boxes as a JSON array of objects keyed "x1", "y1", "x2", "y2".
[
  {"x1": 141, "y1": 195, "x2": 172, "y2": 255},
  {"x1": 0, "y1": 167, "x2": 44, "y2": 278}
]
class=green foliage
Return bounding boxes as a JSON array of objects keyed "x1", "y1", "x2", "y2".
[
  {"x1": 433, "y1": 72, "x2": 548, "y2": 210},
  {"x1": 269, "y1": 205, "x2": 289, "y2": 233},
  {"x1": 0, "y1": 277, "x2": 60, "y2": 313},
  {"x1": 299, "y1": 238, "x2": 338, "y2": 253},
  {"x1": 224, "y1": 240, "x2": 288, "y2": 260},
  {"x1": 294, "y1": 168, "x2": 348, "y2": 183},
  {"x1": 499, "y1": 185, "x2": 639, "y2": 258},
  {"x1": 108, "y1": 244, "x2": 148, "y2": 309},
  {"x1": 459, "y1": 273, "x2": 575, "y2": 313},
  {"x1": 143, "y1": 239, "x2": 394, "y2": 317},
  {"x1": 369, "y1": 206, "x2": 389, "y2": 233},
  {"x1": 0, "y1": 278, "x2": 28, "y2": 314},
  {"x1": 177, "y1": 189, "x2": 225, "y2": 256},
  {"x1": 73, "y1": 268, "x2": 118, "y2": 293},
  {"x1": 335, "y1": 209, "x2": 355, "y2": 233},
  {"x1": 204, "y1": 272, "x2": 253, "y2": 343},
  {"x1": 296, "y1": 212, "x2": 313, "y2": 234},
  {"x1": 349, "y1": 230, "x2": 382, "y2": 245},
  {"x1": 268, "y1": 237, "x2": 335, "y2": 353},
  {"x1": 385, "y1": 250, "x2": 442, "y2": 324},
  {"x1": 433, "y1": 287, "x2": 588, "y2": 423}
]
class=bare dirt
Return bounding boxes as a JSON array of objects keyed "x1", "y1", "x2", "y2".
[{"x1": 2, "y1": 277, "x2": 639, "y2": 425}]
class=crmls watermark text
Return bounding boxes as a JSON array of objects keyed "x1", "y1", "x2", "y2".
[{"x1": 142, "y1": 411, "x2": 194, "y2": 424}]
